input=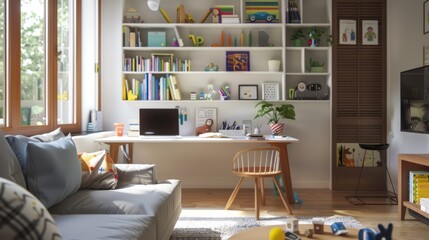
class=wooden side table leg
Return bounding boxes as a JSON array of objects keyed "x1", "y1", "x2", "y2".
[
  {"x1": 128, "y1": 143, "x2": 133, "y2": 163},
  {"x1": 108, "y1": 143, "x2": 121, "y2": 164},
  {"x1": 270, "y1": 143, "x2": 294, "y2": 204}
]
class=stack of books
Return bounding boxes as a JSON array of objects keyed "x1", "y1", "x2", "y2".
[
  {"x1": 221, "y1": 15, "x2": 240, "y2": 24},
  {"x1": 409, "y1": 171, "x2": 429, "y2": 204},
  {"x1": 286, "y1": 0, "x2": 301, "y2": 23}
]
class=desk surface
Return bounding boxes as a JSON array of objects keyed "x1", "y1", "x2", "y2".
[{"x1": 95, "y1": 135, "x2": 299, "y2": 144}]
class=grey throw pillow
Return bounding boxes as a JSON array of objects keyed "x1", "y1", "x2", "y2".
[
  {"x1": 0, "y1": 131, "x2": 26, "y2": 188},
  {"x1": 26, "y1": 136, "x2": 82, "y2": 208}
]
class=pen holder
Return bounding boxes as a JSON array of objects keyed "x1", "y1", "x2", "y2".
[{"x1": 219, "y1": 130, "x2": 245, "y2": 137}]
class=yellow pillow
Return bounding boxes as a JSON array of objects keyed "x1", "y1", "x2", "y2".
[{"x1": 79, "y1": 150, "x2": 118, "y2": 189}]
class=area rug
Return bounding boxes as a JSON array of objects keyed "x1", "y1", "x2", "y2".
[{"x1": 170, "y1": 215, "x2": 364, "y2": 240}]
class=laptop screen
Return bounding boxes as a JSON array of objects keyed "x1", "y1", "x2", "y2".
[{"x1": 139, "y1": 108, "x2": 179, "y2": 136}]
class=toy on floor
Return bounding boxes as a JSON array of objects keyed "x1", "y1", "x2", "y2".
[
  {"x1": 358, "y1": 223, "x2": 393, "y2": 240},
  {"x1": 331, "y1": 222, "x2": 348, "y2": 236},
  {"x1": 268, "y1": 227, "x2": 284, "y2": 240}
]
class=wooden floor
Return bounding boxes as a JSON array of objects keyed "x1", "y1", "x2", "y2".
[{"x1": 181, "y1": 188, "x2": 429, "y2": 239}]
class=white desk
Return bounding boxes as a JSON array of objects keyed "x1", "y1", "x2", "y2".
[{"x1": 96, "y1": 135, "x2": 298, "y2": 204}]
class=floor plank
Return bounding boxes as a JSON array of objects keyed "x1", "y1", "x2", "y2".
[{"x1": 181, "y1": 188, "x2": 429, "y2": 238}]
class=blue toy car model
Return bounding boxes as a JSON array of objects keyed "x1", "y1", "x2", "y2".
[{"x1": 248, "y1": 12, "x2": 276, "y2": 22}]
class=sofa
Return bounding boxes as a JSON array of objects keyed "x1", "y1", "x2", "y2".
[{"x1": 0, "y1": 129, "x2": 181, "y2": 240}]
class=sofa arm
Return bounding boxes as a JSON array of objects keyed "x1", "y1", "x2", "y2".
[{"x1": 115, "y1": 164, "x2": 157, "y2": 185}]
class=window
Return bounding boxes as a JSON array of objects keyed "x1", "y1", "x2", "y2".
[
  {"x1": 2, "y1": 0, "x2": 81, "y2": 134},
  {"x1": 0, "y1": 1, "x2": 4, "y2": 127}
]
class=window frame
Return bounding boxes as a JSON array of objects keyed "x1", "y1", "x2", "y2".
[{"x1": 2, "y1": 0, "x2": 81, "y2": 135}]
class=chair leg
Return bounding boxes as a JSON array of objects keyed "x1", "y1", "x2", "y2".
[
  {"x1": 273, "y1": 176, "x2": 293, "y2": 214},
  {"x1": 260, "y1": 177, "x2": 265, "y2": 206},
  {"x1": 225, "y1": 177, "x2": 244, "y2": 210},
  {"x1": 254, "y1": 177, "x2": 260, "y2": 220}
]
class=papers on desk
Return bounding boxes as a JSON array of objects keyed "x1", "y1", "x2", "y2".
[{"x1": 198, "y1": 132, "x2": 228, "y2": 138}]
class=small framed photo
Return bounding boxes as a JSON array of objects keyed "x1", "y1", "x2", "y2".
[
  {"x1": 262, "y1": 82, "x2": 280, "y2": 100},
  {"x1": 425, "y1": 0, "x2": 429, "y2": 34},
  {"x1": 238, "y1": 84, "x2": 258, "y2": 100},
  {"x1": 362, "y1": 20, "x2": 378, "y2": 45},
  {"x1": 339, "y1": 20, "x2": 356, "y2": 45},
  {"x1": 226, "y1": 51, "x2": 250, "y2": 71}
]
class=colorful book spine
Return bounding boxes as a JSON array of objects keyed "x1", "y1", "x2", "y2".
[{"x1": 409, "y1": 171, "x2": 429, "y2": 203}]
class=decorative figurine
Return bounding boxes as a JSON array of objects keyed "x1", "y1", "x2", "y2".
[
  {"x1": 196, "y1": 119, "x2": 213, "y2": 135},
  {"x1": 204, "y1": 63, "x2": 219, "y2": 71}
]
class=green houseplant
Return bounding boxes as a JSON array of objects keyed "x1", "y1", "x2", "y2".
[
  {"x1": 306, "y1": 58, "x2": 325, "y2": 73},
  {"x1": 254, "y1": 101, "x2": 296, "y2": 135},
  {"x1": 290, "y1": 29, "x2": 306, "y2": 47}
]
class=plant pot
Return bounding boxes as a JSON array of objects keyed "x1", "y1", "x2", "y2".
[
  {"x1": 270, "y1": 123, "x2": 284, "y2": 135},
  {"x1": 310, "y1": 67, "x2": 324, "y2": 73},
  {"x1": 293, "y1": 39, "x2": 303, "y2": 47}
]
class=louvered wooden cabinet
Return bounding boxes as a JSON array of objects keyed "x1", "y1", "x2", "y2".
[{"x1": 332, "y1": 0, "x2": 387, "y2": 190}]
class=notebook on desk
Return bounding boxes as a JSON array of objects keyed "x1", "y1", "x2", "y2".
[{"x1": 139, "y1": 108, "x2": 181, "y2": 139}]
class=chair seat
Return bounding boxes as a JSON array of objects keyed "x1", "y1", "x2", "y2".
[{"x1": 232, "y1": 167, "x2": 281, "y2": 177}]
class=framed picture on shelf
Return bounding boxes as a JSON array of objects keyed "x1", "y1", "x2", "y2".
[
  {"x1": 245, "y1": 1, "x2": 279, "y2": 23},
  {"x1": 262, "y1": 82, "x2": 280, "y2": 100},
  {"x1": 362, "y1": 20, "x2": 378, "y2": 45},
  {"x1": 425, "y1": 0, "x2": 429, "y2": 34},
  {"x1": 339, "y1": 20, "x2": 356, "y2": 45},
  {"x1": 226, "y1": 51, "x2": 250, "y2": 71},
  {"x1": 238, "y1": 85, "x2": 258, "y2": 100}
]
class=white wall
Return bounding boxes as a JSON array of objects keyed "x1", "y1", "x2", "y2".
[
  {"x1": 387, "y1": 0, "x2": 429, "y2": 192},
  {"x1": 99, "y1": 0, "x2": 331, "y2": 189}
]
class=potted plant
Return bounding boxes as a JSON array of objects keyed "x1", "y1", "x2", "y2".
[
  {"x1": 290, "y1": 29, "x2": 306, "y2": 47},
  {"x1": 307, "y1": 28, "x2": 325, "y2": 47},
  {"x1": 306, "y1": 58, "x2": 325, "y2": 72},
  {"x1": 254, "y1": 101, "x2": 296, "y2": 135}
]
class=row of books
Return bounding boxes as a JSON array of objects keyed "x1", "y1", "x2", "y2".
[
  {"x1": 123, "y1": 27, "x2": 142, "y2": 47},
  {"x1": 123, "y1": 55, "x2": 191, "y2": 72},
  {"x1": 286, "y1": 0, "x2": 301, "y2": 24},
  {"x1": 409, "y1": 171, "x2": 429, "y2": 204},
  {"x1": 122, "y1": 74, "x2": 181, "y2": 101}
]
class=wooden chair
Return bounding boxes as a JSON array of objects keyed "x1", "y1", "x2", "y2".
[{"x1": 225, "y1": 147, "x2": 293, "y2": 219}]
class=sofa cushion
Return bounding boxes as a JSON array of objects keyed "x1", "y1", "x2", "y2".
[
  {"x1": 49, "y1": 180, "x2": 182, "y2": 240},
  {"x1": 32, "y1": 127, "x2": 65, "y2": 142},
  {"x1": 79, "y1": 150, "x2": 118, "y2": 189},
  {"x1": 5, "y1": 135, "x2": 41, "y2": 174},
  {"x1": 53, "y1": 214, "x2": 155, "y2": 240},
  {"x1": 0, "y1": 177, "x2": 61, "y2": 239},
  {"x1": 26, "y1": 136, "x2": 82, "y2": 207},
  {"x1": 0, "y1": 131, "x2": 26, "y2": 188}
]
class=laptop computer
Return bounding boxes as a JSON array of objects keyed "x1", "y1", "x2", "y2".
[{"x1": 139, "y1": 108, "x2": 181, "y2": 138}]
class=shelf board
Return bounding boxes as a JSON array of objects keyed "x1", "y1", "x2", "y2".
[
  {"x1": 122, "y1": 71, "x2": 284, "y2": 75},
  {"x1": 123, "y1": 23, "x2": 283, "y2": 29},
  {"x1": 286, "y1": 23, "x2": 331, "y2": 28},
  {"x1": 286, "y1": 72, "x2": 330, "y2": 76},
  {"x1": 286, "y1": 46, "x2": 331, "y2": 50},
  {"x1": 123, "y1": 47, "x2": 283, "y2": 51},
  {"x1": 403, "y1": 201, "x2": 429, "y2": 219}
]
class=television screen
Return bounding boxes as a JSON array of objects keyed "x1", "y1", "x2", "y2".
[{"x1": 401, "y1": 66, "x2": 429, "y2": 133}]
